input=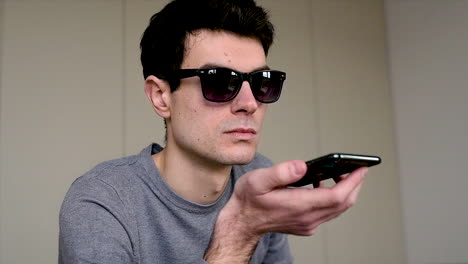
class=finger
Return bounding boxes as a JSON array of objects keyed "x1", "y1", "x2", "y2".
[
  {"x1": 307, "y1": 167, "x2": 366, "y2": 208},
  {"x1": 317, "y1": 207, "x2": 345, "y2": 224},
  {"x1": 347, "y1": 180, "x2": 364, "y2": 207},
  {"x1": 332, "y1": 167, "x2": 367, "y2": 192},
  {"x1": 304, "y1": 188, "x2": 360, "y2": 223},
  {"x1": 249, "y1": 160, "x2": 307, "y2": 193},
  {"x1": 268, "y1": 168, "x2": 366, "y2": 211},
  {"x1": 346, "y1": 169, "x2": 368, "y2": 204},
  {"x1": 332, "y1": 173, "x2": 349, "y2": 184}
]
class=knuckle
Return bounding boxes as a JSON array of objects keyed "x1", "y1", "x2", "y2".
[
  {"x1": 274, "y1": 164, "x2": 289, "y2": 180},
  {"x1": 296, "y1": 218, "x2": 320, "y2": 236},
  {"x1": 330, "y1": 213, "x2": 339, "y2": 220},
  {"x1": 304, "y1": 226, "x2": 318, "y2": 236},
  {"x1": 345, "y1": 198, "x2": 356, "y2": 209},
  {"x1": 244, "y1": 173, "x2": 257, "y2": 187},
  {"x1": 273, "y1": 164, "x2": 285, "y2": 174},
  {"x1": 323, "y1": 211, "x2": 337, "y2": 221},
  {"x1": 328, "y1": 191, "x2": 345, "y2": 206}
]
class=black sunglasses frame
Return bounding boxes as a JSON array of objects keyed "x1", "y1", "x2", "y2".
[{"x1": 174, "y1": 67, "x2": 286, "y2": 103}]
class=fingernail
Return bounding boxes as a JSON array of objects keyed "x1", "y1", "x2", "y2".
[{"x1": 290, "y1": 162, "x2": 300, "y2": 177}]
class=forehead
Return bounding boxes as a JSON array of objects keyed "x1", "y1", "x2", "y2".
[{"x1": 181, "y1": 30, "x2": 267, "y2": 72}]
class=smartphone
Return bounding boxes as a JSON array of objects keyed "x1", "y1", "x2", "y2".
[{"x1": 288, "y1": 153, "x2": 381, "y2": 187}]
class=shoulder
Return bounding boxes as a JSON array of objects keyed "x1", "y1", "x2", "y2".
[
  {"x1": 59, "y1": 155, "x2": 143, "y2": 263},
  {"x1": 83, "y1": 154, "x2": 140, "y2": 183},
  {"x1": 78, "y1": 155, "x2": 138, "y2": 185},
  {"x1": 60, "y1": 154, "x2": 142, "y2": 214}
]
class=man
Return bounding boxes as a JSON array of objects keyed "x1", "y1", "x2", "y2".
[{"x1": 59, "y1": 0, "x2": 368, "y2": 263}]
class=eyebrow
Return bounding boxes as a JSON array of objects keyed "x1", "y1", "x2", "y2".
[{"x1": 199, "y1": 63, "x2": 271, "y2": 72}]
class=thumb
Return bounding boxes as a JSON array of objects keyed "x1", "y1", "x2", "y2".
[{"x1": 251, "y1": 160, "x2": 307, "y2": 193}]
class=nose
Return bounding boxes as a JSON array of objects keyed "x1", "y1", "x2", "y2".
[{"x1": 231, "y1": 81, "x2": 259, "y2": 114}]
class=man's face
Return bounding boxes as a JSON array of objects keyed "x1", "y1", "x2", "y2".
[{"x1": 166, "y1": 30, "x2": 268, "y2": 166}]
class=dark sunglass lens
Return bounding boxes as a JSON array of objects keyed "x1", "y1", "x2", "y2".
[
  {"x1": 200, "y1": 69, "x2": 239, "y2": 102},
  {"x1": 251, "y1": 71, "x2": 284, "y2": 103}
]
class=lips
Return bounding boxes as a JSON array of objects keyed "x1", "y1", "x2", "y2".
[
  {"x1": 224, "y1": 128, "x2": 257, "y2": 140},
  {"x1": 225, "y1": 128, "x2": 257, "y2": 134}
]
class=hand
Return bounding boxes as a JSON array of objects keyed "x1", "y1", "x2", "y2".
[
  {"x1": 204, "y1": 161, "x2": 367, "y2": 262},
  {"x1": 228, "y1": 160, "x2": 367, "y2": 236}
]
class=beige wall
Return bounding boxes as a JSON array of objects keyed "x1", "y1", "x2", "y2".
[
  {"x1": 386, "y1": 1, "x2": 468, "y2": 263},
  {"x1": 0, "y1": 0, "x2": 4, "y2": 260},
  {"x1": 0, "y1": 0, "x2": 405, "y2": 263}
]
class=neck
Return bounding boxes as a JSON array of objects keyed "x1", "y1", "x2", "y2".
[{"x1": 153, "y1": 145, "x2": 232, "y2": 205}]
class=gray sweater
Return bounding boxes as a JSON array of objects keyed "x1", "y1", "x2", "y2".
[{"x1": 59, "y1": 143, "x2": 293, "y2": 264}]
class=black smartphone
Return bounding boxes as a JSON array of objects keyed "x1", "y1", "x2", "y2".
[{"x1": 289, "y1": 153, "x2": 381, "y2": 187}]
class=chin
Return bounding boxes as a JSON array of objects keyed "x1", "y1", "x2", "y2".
[
  {"x1": 220, "y1": 148, "x2": 257, "y2": 165},
  {"x1": 230, "y1": 157, "x2": 254, "y2": 165}
]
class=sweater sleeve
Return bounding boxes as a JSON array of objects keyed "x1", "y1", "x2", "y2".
[{"x1": 59, "y1": 177, "x2": 137, "y2": 264}]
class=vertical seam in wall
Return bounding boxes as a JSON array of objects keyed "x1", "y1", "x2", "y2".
[
  {"x1": 308, "y1": 0, "x2": 329, "y2": 263},
  {"x1": 0, "y1": 0, "x2": 5, "y2": 261},
  {"x1": 309, "y1": 0, "x2": 322, "y2": 166},
  {"x1": 122, "y1": 0, "x2": 127, "y2": 156},
  {"x1": 383, "y1": 1, "x2": 409, "y2": 263}
]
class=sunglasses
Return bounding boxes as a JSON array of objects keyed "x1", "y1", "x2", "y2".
[{"x1": 174, "y1": 67, "x2": 286, "y2": 103}]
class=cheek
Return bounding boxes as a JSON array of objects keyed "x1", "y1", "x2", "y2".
[
  {"x1": 192, "y1": 108, "x2": 223, "y2": 136},
  {"x1": 173, "y1": 99, "x2": 222, "y2": 140},
  {"x1": 255, "y1": 105, "x2": 268, "y2": 126}
]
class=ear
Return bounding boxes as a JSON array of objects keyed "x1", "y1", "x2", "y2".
[{"x1": 144, "y1": 75, "x2": 172, "y2": 119}]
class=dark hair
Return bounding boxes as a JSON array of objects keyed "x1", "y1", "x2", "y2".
[{"x1": 140, "y1": 0, "x2": 275, "y2": 91}]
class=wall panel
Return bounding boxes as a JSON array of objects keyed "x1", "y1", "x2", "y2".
[
  {"x1": 124, "y1": 0, "x2": 166, "y2": 155},
  {"x1": 313, "y1": 0, "x2": 405, "y2": 264},
  {"x1": 0, "y1": 1, "x2": 123, "y2": 263},
  {"x1": 313, "y1": 0, "x2": 405, "y2": 263},
  {"x1": 386, "y1": 1, "x2": 468, "y2": 263},
  {"x1": 0, "y1": 0, "x2": 5, "y2": 261}
]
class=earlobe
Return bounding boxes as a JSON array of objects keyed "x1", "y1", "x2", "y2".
[{"x1": 144, "y1": 75, "x2": 171, "y2": 119}]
